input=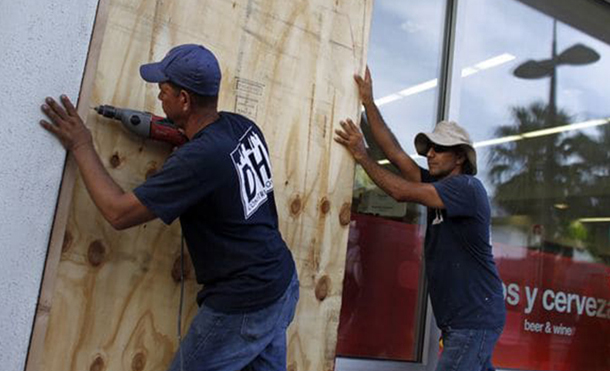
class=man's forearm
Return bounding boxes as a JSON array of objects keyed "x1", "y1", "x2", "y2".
[
  {"x1": 71, "y1": 143, "x2": 127, "y2": 223},
  {"x1": 362, "y1": 101, "x2": 421, "y2": 182},
  {"x1": 356, "y1": 154, "x2": 441, "y2": 208},
  {"x1": 362, "y1": 101, "x2": 404, "y2": 160},
  {"x1": 356, "y1": 153, "x2": 410, "y2": 201}
]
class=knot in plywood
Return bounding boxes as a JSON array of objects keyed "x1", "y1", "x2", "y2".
[
  {"x1": 315, "y1": 275, "x2": 331, "y2": 301},
  {"x1": 339, "y1": 202, "x2": 351, "y2": 226},
  {"x1": 87, "y1": 240, "x2": 107, "y2": 267},
  {"x1": 320, "y1": 197, "x2": 331, "y2": 215},
  {"x1": 290, "y1": 195, "x2": 302, "y2": 216},
  {"x1": 109, "y1": 151, "x2": 122, "y2": 168},
  {"x1": 62, "y1": 230, "x2": 73, "y2": 253},
  {"x1": 89, "y1": 355, "x2": 105, "y2": 371},
  {"x1": 131, "y1": 352, "x2": 147, "y2": 371},
  {"x1": 145, "y1": 161, "x2": 158, "y2": 179},
  {"x1": 171, "y1": 255, "x2": 189, "y2": 282}
]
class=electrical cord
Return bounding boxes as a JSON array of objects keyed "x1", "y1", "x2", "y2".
[{"x1": 178, "y1": 233, "x2": 185, "y2": 371}]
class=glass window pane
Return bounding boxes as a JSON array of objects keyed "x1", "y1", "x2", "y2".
[
  {"x1": 336, "y1": 0, "x2": 447, "y2": 362},
  {"x1": 450, "y1": 1, "x2": 610, "y2": 370}
]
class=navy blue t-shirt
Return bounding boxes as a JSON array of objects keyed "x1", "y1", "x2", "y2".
[
  {"x1": 134, "y1": 112, "x2": 296, "y2": 313},
  {"x1": 422, "y1": 169, "x2": 506, "y2": 329}
]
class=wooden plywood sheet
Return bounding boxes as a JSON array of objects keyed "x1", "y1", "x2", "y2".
[{"x1": 38, "y1": 1, "x2": 371, "y2": 370}]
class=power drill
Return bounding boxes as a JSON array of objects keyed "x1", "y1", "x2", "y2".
[{"x1": 94, "y1": 105, "x2": 188, "y2": 147}]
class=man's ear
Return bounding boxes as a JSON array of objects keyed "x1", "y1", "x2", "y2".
[
  {"x1": 455, "y1": 151, "x2": 466, "y2": 165},
  {"x1": 179, "y1": 90, "x2": 191, "y2": 112}
]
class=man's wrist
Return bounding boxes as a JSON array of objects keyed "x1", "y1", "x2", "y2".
[
  {"x1": 362, "y1": 99, "x2": 376, "y2": 109},
  {"x1": 71, "y1": 139, "x2": 94, "y2": 153},
  {"x1": 353, "y1": 151, "x2": 370, "y2": 164}
]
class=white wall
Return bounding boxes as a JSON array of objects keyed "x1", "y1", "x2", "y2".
[{"x1": 0, "y1": 0, "x2": 99, "y2": 369}]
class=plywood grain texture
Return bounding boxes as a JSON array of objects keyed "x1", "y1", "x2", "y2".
[{"x1": 38, "y1": 1, "x2": 371, "y2": 370}]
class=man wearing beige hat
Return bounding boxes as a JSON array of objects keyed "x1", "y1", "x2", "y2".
[{"x1": 335, "y1": 68, "x2": 505, "y2": 371}]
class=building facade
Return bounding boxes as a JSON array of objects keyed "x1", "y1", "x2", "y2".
[{"x1": 335, "y1": 0, "x2": 610, "y2": 370}]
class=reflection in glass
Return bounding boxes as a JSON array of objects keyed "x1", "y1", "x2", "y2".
[{"x1": 451, "y1": 0, "x2": 610, "y2": 370}]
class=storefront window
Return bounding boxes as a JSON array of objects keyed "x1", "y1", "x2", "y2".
[
  {"x1": 336, "y1": 0, "x2": 447, "y2": 362},
  {"x1": 450, "y1": 0, "x2": 610, "y2": 370}
]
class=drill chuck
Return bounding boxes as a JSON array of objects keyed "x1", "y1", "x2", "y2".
[
  {"x1": 94, "y1": 105, "x2": 119, "y2": 119},
  {"x1": 95, "y1": 105, "x2": 142, "y2": 126}
]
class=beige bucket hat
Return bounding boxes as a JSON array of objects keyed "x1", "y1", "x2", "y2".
[{"x1": 414, "y1": 121, "x2": 477, "y2": 175}]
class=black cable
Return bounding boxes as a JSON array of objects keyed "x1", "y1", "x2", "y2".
[{"x1": 178, "y1": 233, "x2": 185, "y2": 371}]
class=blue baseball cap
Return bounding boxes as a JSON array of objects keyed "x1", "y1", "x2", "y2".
[{"x1": 140, "y1": 44, "x2": 221, "y2": 96}]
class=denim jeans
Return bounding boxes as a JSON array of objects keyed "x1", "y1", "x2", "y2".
[
  {"x1": 436, "y1": 327, "x2": 503, "y2": 371},
  {"x1": 167, "y1": 273, "x2": 299, "y2": 371}
]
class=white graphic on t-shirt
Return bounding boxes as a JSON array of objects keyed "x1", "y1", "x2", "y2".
[
  {"x1": 231, "y1": 127, "x2": 273, "y2": 219},
  {"x1": 432, "y1": 209, "x2": 444, "y2": 225}
]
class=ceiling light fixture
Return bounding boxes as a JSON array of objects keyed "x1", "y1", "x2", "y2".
[
  {"x1": 375, "y1": 53, "x2": 516, "y2": 107},
  {"x1": 578, "y1": 217, "x2": 610, "y2": 223},
  {"x1": 473, "y1": 118, "x2": 610, "y2": 148}
]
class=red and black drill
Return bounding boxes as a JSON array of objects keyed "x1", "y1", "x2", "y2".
[{"x1": 94, "y1": 105, "x2": 188, "y2": 147}]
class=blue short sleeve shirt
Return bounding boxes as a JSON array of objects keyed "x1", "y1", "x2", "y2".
[
  {"x1": 134, "y1": 112, "x2": 295, "y2": 313},
  {"x1": 422, "y1": 170, "x2": 506, "y2": 329}
]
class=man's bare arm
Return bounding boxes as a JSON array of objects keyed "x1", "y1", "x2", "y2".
[
  {"x1": 40, "y1": 95, "x2": 156, "y2": 230},
  {"x1": 335, "y1": 118, "x2": 442, "y2": 208},
  {"x1": 355, "y1": 67, "x2": 421, "y2": 182},
  {"x1": 357, "y1": 154, "x2": 442, "y2": 208}
]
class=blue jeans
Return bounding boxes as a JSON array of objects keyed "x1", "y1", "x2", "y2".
[
  {"x1": 167, "y1": 273, "x2": 299, "y2": 371},
  {"x1": 436, "y1": 327, "x2": 503, "y2": 371}
]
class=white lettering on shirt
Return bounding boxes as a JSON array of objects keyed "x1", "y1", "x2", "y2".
[{"x1": 231, "y1": 127, "x2": 273, "y2": 219}]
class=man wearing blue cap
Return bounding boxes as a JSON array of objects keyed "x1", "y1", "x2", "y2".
[
  {"x1": 334, "y1": 68, "x2": 505, "y2": 371},
  {"x1": 40, "y1": 44, "x2": 298, "y2": 371}
]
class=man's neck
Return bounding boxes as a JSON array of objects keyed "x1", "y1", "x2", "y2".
[
  {"x1": 436, "y1": 166, "x2": 464, "y2": 180},
  {"x1": 182, "y1": 108, "x2": 220, "y2": 139}
]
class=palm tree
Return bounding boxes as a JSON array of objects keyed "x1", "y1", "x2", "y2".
[
  {"x1": 563, "y1": 123, "x2": 610, "y2": 262},
  {"x1": 488, "y1": 101, "x2": 610, "y2": 263},
  {"x1": 488, "y1": 101, "x2": 572, "y2": 232}
]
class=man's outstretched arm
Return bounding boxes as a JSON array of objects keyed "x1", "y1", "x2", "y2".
[
  {"x1": 355, "y1": 67, "x2": 421, "y2": 182},
  {"x1": 335, "y1": 118, "x2": 443, "y2": 209},
  {"x1": 40, "y1": 95, "x2": 156, "y2": 230}
]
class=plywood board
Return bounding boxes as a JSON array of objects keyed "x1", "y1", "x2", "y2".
[{"x1": 38, "y1": 1, "x2": 371, "y2": 370}]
